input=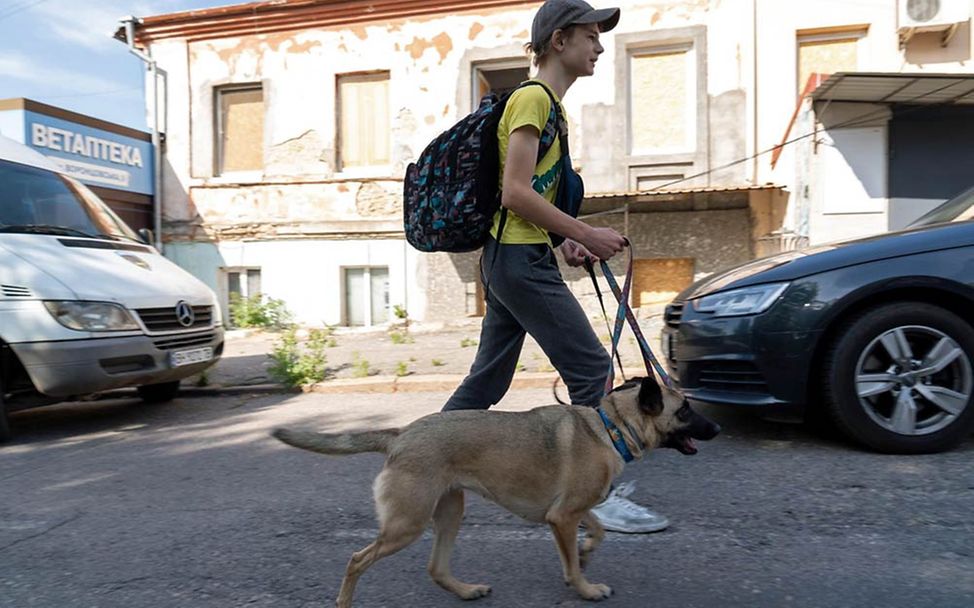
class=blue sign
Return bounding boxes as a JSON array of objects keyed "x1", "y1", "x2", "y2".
[{"x1": 22, "y1": 111, "x2": 154, "y2": 195}]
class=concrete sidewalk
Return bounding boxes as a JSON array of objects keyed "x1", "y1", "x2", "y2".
[{"x1": 179, "y1": 305, "x2": 667, "y2": 396}]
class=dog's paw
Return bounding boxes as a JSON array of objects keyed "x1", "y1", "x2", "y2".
[
  {"x1": 456, "y1": 583, "x2": 491, "y2": 600},
  {"x1": 578, "y1": 582, "x2": 613, "y2": 601}
]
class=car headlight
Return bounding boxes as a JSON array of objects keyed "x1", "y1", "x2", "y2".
[
  {"x1": 691, "y1": 282, "x2": 789, "y2": 317},
  {"x1": 43, "y1": 301, "x2": 139, "y2": 331},
  {"x1": 211, "y1": 295, "x2": 224, "y2": 327}
]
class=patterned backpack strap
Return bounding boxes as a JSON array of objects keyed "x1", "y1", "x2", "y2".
[{"x1": 529, "y1": 81, "x2": 566, "y2": 161}]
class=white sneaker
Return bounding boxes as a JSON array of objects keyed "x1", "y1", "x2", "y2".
[{"x1": 590, "y1": 482, "x2": 669, "y2": 534}]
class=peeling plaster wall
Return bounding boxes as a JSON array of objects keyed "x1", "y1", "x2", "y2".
[
  {"x1": 153, "y1": 0, "x2": 969, "y2": 322},
  {"x1": 153, "y1": 5, "x2": 558, "y2": 323}
]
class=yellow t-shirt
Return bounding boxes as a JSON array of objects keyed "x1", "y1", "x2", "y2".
[{"x1": 490, "y1": 80, "x2": 563, "y2": 245}]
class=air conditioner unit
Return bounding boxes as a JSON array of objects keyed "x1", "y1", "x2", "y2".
[{"x1": 899, "y1": 0, "x2": 971, "y2": 46}]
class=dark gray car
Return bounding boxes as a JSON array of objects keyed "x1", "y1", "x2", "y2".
[{"x1": 662, "y1": 187, "x2": 974, "y2": 454}]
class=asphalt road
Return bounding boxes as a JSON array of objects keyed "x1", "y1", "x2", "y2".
[{"x1": 1, "y1": 389, "x2": 972, "y2": 608}]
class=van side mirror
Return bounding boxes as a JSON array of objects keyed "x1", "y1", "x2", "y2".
[{"x1": 138, "y1": 228, "x2": 154, "y2": 246}]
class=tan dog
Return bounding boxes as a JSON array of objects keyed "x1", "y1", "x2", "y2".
[{"x1": 272, "y1": 376, "x2": 719, "y2": 606}]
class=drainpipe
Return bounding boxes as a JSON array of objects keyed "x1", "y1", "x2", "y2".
[
  {"x1": 120, "y1": 16, "x2": 163, "y2": 254},
  {"x1": 752, "y1": 0, "x2": 759, "y2": 184}
]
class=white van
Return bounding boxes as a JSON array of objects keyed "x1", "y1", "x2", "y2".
[{"x1": 0, "y1": 135, "x2": 223, "y2": 440}]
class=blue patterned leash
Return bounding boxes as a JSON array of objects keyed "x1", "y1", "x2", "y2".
[{"x1": 587, "y1": 243, "x2": 673, "y2": 391}]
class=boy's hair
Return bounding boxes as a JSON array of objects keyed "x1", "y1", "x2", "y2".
[
  {"x1": 525, "y1": 1, "x2": 620, "y2": 66},
  {"x1": 523, "y1": 25, "x2": 578, "y2": 67}
]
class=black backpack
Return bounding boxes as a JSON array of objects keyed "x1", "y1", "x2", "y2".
[{"x1": 403, "y1": 81, "x2": 563, "y2": 253}]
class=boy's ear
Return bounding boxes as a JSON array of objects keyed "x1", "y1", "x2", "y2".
[
  {"x1": 638, "y1": 375, "x2": 663, "y2": 416},
  {"x1": 550, "y1": 27, "x2": 568, "y2": 51}
]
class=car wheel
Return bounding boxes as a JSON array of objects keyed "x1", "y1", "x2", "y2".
[
  {"x1": 137, "y1": 380, "x2": 181, "y2": 404},
  {"x1": 822, "y1": 302, "x2": 974, "y2": 454}
]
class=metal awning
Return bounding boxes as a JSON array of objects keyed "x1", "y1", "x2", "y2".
[
  {"x1": 580, "y1": 184, "x2": 785, "y2": 215},
  {"x1": 585, "y1": 183, "x2": 783, "y2": 200},
  {"x1": 811, "y1": 72, "x2": 974, "y2": 105}
]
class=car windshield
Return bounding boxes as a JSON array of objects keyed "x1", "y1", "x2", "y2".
[
  {"x1": 0, "y1": 158, "x2": 140, "y2": 241},
  {"x1": 907, "y1": 185, "x2": 974, "y2": 228}
]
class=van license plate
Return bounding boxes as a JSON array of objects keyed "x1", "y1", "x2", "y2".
[{"x1": 171, "y1": 346, "x2": 213, "y2": 368}]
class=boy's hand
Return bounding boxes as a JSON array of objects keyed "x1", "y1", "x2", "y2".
[
  {"x1": 579, "y1": 226, "x2": 626, "y2": 261},
  {"x1": 559, "y1": 239, "x2": 594, "y2": 267}
]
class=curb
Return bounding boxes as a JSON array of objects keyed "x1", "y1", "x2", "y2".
[
  {"x1": 307, "y1": 372, "x2": 560, "y2": 394},
  {"x1": 179, "y1": 383, "x2": 300, "y2": 396},
  {"x1": 92, "y1": 374, "x2": 562, "y2": 400},
  {"x1": 92, "y1": 383, "x2": 298, "y2": 400}
]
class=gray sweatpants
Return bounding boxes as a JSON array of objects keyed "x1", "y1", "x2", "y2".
[{"x1": 442, "y1": 237, "x2": 612, "y2": 411}]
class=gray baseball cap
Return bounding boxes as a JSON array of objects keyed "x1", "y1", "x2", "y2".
[{"x1": 531, "y1": 0, "x2": 621, "y2": 48}]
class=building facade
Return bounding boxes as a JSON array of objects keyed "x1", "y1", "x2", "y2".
[
  {"x1": 766, "y1": 0, "x2": 974, "y2": 245},
  {"x1": 119, "y1": 0, "x2": 974, "y2": 325}
]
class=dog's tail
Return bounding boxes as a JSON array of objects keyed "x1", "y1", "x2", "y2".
[{"x1": 272, "y1": 427, "x2": 400, "y2": 455}]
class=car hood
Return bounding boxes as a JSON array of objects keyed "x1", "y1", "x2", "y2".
[
  {"x1": 680, "y1": 220, "x2": 974, "y2": 300},
  {"x1": 0, "y1": 234, "x2": 214, "y2": 308}
]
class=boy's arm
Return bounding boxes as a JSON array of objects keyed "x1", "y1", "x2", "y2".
[{"x1": 501, "y1": 126, "x2": 625, "y2": 260}]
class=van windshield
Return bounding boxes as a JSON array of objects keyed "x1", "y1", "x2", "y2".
[{"x1": 0, "y1": 158, "x2": 140, "y2": 242}]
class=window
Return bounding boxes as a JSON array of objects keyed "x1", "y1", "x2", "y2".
[
  {"x1": 227, "y1": 268, "x2": 261, "y2": 302},
  {"x1": 472, "y1": 61, "x2": 530, "y2": 110},
  {"x1": 797, "y1": 29, "x2": 865, "y2": 95},
  {"x1": 343, "y1": 266, "x2": 389, "y2": 326},
  {"x1": 223, "y1": 267, "x2": 261, "y2": 325},
  {"x1": 629, "y1": 45, "x2": 696, "y2": 154},
  {"x1": 215, "y1": 85, "x2": 265, "y2": 174},
  {"x1": 337, "y1": 72, "x2": 390, "y2": 169}
]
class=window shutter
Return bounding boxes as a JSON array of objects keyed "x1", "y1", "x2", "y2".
[
  {"x1": 218, "y1": 87, "x2": 264, "y2": 173},
  {"x1": 339, "y1": 73, "x2": 390, "y2": 168},
  {"x1": 630, "y1": 48, "x2": 691, "y2": 153}
]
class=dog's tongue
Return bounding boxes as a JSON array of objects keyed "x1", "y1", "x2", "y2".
[{"x1": 681, "y1": 437, "x2": 698, "y2": 455}]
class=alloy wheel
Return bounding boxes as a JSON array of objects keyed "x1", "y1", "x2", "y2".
[{"x1": 855, "y1": 325, "x2": 973, "y2": 436}]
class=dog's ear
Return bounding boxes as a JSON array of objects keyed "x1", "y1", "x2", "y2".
[{"x1": 638, "y1": 375, "x2": 663, "y2": 416}]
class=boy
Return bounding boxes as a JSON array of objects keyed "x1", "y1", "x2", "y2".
[{"x1": 442, "y1": 0, "x2": 669, "y2": 534}]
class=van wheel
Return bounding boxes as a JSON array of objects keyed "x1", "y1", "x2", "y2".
[
  {"x1": 137, "y1": 381, "x2": 181, "y2": 404},
  {"x1": 822, "y1": 302, "x2": 974, "y2": 454},
  {"x1": 0, "y1": 378, "x2": 11, "y2": 442}
]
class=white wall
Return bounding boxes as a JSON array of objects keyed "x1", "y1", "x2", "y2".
[{"x1": 167, "y1": 238, "x2": 421, "y2": 327}]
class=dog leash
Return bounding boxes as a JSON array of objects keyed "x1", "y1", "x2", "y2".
[
  {"x1": 583, "y1": 257, "x2": 627, "y2": 383},
  {"x1": 584, "y1": 242, "x2": 674, "y2": 392}
]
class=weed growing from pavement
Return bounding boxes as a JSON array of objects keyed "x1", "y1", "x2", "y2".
[
  {"x1": 229, "y1": 293, "x2": 294, "y2": 329},
  {"x1": 268, "y1": 328, "x2": 329, "y2": 388},
  {"x1": 194, "y1": 370, "x2": 209, "y2": 387},
  {"x1": 351, "y1": 352, "x2": 375, "y2": 378},
  {"x1": 431, "y1": 358, "x2": 445, "y2": 367},
  {"x1": 393, "y1": 304, "x2": 409, "y2": 321},
  {"x1": 389, "y1": 330, "x2": 415, "y2": 344},
  {"x1": 321, "y1": 325, "x2": 339, "y2": 347},
  {"x1": 460, "y1": 337, "x2": 478, "y2": 348},
  {"x1": 395, "y1": 361, "x2": 410, "y2": 377}
]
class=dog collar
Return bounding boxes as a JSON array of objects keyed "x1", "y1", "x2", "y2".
[{"x1": 596, "y1": 407, "x2": 634, "y2": 463}]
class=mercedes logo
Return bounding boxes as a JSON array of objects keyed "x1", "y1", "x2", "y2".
[{"x1": 175, "y1": 301, "x2": 195, "y2": 327}]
